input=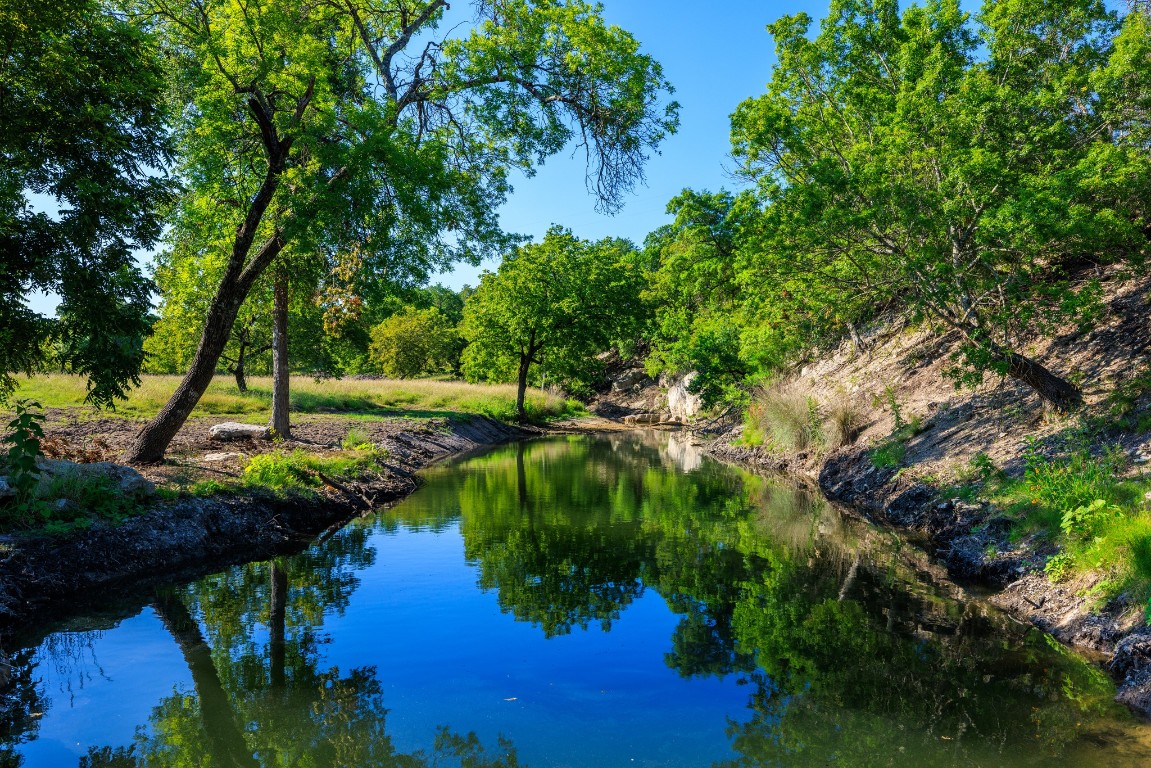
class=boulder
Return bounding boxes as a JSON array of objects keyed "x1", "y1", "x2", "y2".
[
  {"x1": 0, "y1": 477, "x2": 13, "y2": 500},
  {"x1": 37, "y1": 459, "x2": 156, "y2": 499},
  {"x1": 624, "y1": 413, "x2": 664, "y2": 426},
  {"x1": 611, "y1": 368, "x2": 650, "y2": 393},
  {"x1": 666, "y1": 372, "x2": 703, "y2": 420},
  {"x1": 209, "y1": 422, "x2": 271, "y2": 441}
]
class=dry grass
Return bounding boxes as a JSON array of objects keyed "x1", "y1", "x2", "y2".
[
  {"x1": 11, "y1": 374, "x2": 582, "y2": 422},
  {"x1": 746, "y1": 384, "x2": 865, "y2": 452}
]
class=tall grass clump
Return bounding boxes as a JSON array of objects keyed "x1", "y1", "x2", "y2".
[{"x1": 748, "y1": 385, "x2": 863, "y2": 453}]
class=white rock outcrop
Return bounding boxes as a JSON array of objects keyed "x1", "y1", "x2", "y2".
[
  {"x1": 209, "y1": 422, "x2": 271, "y2": 441},
  {"x1": 666, "y1": 372, "x2": 703, "y2": 420}
]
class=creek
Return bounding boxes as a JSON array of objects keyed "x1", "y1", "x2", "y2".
[{"x1": 3, "y1": 432, "x2": 1151, "y2": 766}]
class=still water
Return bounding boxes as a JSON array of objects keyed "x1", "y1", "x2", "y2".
[{"x1": 4, "y1": 433, "x2": 1151, "y2": 767}]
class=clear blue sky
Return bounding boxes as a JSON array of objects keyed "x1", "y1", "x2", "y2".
[{"x1": 432, "y1": 0, "x2": 828, "y2": 290}]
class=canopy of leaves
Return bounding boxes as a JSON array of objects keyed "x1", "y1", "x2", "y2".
[
  {"x1": 0, "y1": 0, "x2": 173, "y2": 406},
  {"x1": 728, "y1": 0, "x2": 1148, "y2": 397},
  {"x1": 460, "y1": 226, "x2": 648, "y2": 396},
  {"x1": 368, "y1": 306, "x2": 461, "y2": 378}
]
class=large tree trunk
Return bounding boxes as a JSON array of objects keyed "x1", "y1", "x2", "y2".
[
  {"x1": 125, "y1": 288, "x2": 252, "y2": 463},
  {"x1": 270, "y1": 275, "x2": 291, "y2": 440},
  {"x1": 1000, "y1": 348, "x2": 1083, "y2": 412}
]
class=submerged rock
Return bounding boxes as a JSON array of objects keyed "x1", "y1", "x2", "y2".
[{"x1": 209, "y1": 422, "x2": 271, "y2": 441}]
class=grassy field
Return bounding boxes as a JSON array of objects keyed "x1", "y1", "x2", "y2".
[{"x1": 12, "y1": 374, "x2": 584, "y2": 422}]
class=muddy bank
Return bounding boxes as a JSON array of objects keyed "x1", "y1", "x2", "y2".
[{"x1": 0, "y1": 415, "x2": 527, "y2": 640}]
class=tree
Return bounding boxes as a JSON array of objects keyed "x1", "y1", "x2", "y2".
[
  {"x1": 368, "y1": 306, "x2": 460, "y2": 378},
  {"x1": 461, "y1": 227, "x2": 647, "y2": 419},
  {"x1": 123, "y1": 0, "x2": 678, "y2": 463},
  {"x1": 0, "y1": 0, "x2": 173, "y2": 406},
  {"x1": 730, "y1": 0, "x2": 1147, "y2": 411},
  {"x1": 642, "y1": 189, "x2": 760, "y2": 407}
]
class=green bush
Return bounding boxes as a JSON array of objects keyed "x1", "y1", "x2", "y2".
[
  {"x1": 242, "y1": 448, "x2": 385, "y2": 493},
  {"x1": 870, "y1": 440, "x2": 907, "y2": 469}
]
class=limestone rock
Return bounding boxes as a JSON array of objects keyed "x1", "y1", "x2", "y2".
[
  {"x1": 666, "y1": 372, "x2": 703, "y2": 420},
  {"x1": 611, "y1": 368, "x2": 650, "y2": 392},
  {"x1": 201, "y1": 452, "x2": 245, "y2": 462},
  {"x1": 209, "y1": 422, "x2": 271, "y2": 441}
]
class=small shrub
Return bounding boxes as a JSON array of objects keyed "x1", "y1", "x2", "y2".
[
  {"x1": 960, "y1": 452, "x2": 1003, "y2": 484},
  {"x1": 3, "y1": 399, "x2": 45, "y2": 509},
  {"x1": 870, "y1": 439, "x2": 907, "y2": 469},
  {"x1": 341, "y1": 427, "x2": 373, "y2": 451},
  {"x1": 1061, "y1": 498, "x2": 1121, "y2": 539},
  {"x1": 243, "y1": 451, "x2": 319, "y2": 491},
  {"x1": 883, "y1": 384, "x2": 905, "y2": 431},
  {"x1": 1045, "y1": 552, "x2": 1074, "y2": 582},
  {"x1": 243, "y1": 449, "x2": 384, "y2": 493}
]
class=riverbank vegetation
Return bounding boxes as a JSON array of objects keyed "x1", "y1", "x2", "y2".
[{"x1": 3, "y1": 0, "x2": 1151, "y2": 596}]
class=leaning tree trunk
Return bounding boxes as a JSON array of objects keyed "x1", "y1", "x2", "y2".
[
  {"x1": 124, "y1": 286, "x2": 254, "y2": 463},
  {"x1": 973, "y1": 333, "x2": 1083, "y2": 412},
  {"x1": 124, "y1": 160, "x2": 287, "y2": 464},
  {"x1": 1000, "y1": 349, "x2": 1083, "y2": 412},
  {"x1": 270, "y1": 275, "x2": 291, "y2": 440}
]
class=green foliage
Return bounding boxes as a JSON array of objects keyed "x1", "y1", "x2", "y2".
[
  {"x1": 642, "y1": 190, "x2": 759, "y2": 406},
  {"x1": 341, "y1": 427, "x2": 374, "y2": 451},
  {"x1": 0, "y1": 0, "x2": 174, "y2": 407},
  {"x1": 1021, "y1": 437, "x2": 1126, "y2": 513},
  {"x1": 728, "y1": 0, "x2": 1148, "y2": 408},
  {"x1": 369, "y1": 307, "x2": 461, "y2": 378},
  {"x1": 2, "y1": 399, "x2": 44, "y2": 508},
  {"x1": 1061, "y1": 498, "x2": 1122, "y2": 539},
  {"x1": 966, "y1": 452, "x2": 1003, "y2": 483},
  {"x1": 1044, "y1": 552, "x2": 1075, "y2": 583},
  {"x1": 461, "y1": 227, "x2": 648, "y2": 414},
  {"x1": 242, "y1": 449, "x2": 383, "y2": 493},
  {"x1": 869, "y1": 439, "x2": 907, "y2": 469}
]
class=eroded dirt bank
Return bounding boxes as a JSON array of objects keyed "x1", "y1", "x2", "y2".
[{"x1": 0, "y1": 415, "x2": 528, "y2": 639}]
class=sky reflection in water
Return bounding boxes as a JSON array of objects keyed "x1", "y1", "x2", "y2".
[{"x1": 5, "y1": 432, "x2": 1151, "y2": 767}]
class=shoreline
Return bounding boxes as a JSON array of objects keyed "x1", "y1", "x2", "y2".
[
  {"x1": 704, "y1": 435, "x2": 1151, "y2": 719},
  {"x1": 0, "y1": 415, "x2": 532, "y2": 642}
]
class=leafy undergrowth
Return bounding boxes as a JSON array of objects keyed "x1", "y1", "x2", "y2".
[
  {"x1": 957, "y1": 435, "x2": 1151, "y2": 611},
  {"x1": 13, "y1": 374, "x2": 585, "y2": 423},
  {"x1": 241, "y1": 446, "x2": 387, "y2": 494}
]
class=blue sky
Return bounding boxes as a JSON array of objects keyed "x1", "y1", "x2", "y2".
[{"x1": 432, "y1": 0, "x2": 828, "y2": 290}]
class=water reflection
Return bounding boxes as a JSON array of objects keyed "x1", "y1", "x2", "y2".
[{"x1": 2, "y1": 433, "x2": 1149, "y2": 766}]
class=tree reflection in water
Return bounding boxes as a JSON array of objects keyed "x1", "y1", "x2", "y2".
[
  {"x1": 2, "y1": 433, "x2": 1144, "y2": 767},
  {"x1": 430, "y1": 434, "x2": 1134, "y2": 766},
  {"x1": 75, "y1": 524, "x2": 519, "y2": 768}
]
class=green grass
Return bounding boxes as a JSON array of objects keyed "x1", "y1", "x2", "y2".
[
  {"x1": 12, "y1": 374, "x2": 585, "y2": 422},
  {"x1": 0, "y1": 470, "x2": 143, "y2": 533},
  {"x1": 242, "y1": 448, "x2": 385, "y2": 493}
]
